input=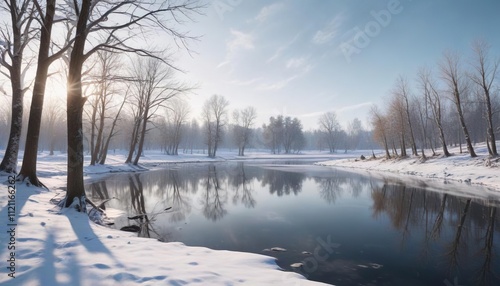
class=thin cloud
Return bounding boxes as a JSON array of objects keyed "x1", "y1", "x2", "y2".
[
  {"x1": 299, "y1": 111, "x2": 326, "y2": 118},
  {"x1": 337, "y1": 102, "x2": 373, "y2": 113},
  {"x1": 255, "y1": 2, "x2": 285, "y2": 23},
  {"x1": 267, "y1": 32, "x2": 302, "y2": 63},
  {"x1": 267, "y1": 46, "x2": 286, "y2": 63},
  {"x1": 258, "y1": 75, "x2": 299, "y2": 91},
  {"x1": 286, "y1": 56, "x2": 309, "y2": 69},
  {"x1": 217, "y1": 29, "x2": 254, "y2": 68},
  {"x1": 312, "y1": 13, "x2": 345, "y2": 45},
  {"x1": 227, "y1": 77, "x2": 262, "y2": 86},
  {"x1": 258, "y1": 65, "x2": 313, "y2": 91},
  {"x1": 216, "y1": 61, "x2": 230, "y2": 69},
  {"x1": 300, "y1": 102, "x2": 373, "y2": 118},
  {"x1": 227, "y1": 29, "x2": 254, "y2": 52}
]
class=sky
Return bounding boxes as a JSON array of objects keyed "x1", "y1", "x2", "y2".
[{"x1": 173, "y1": 0, "x2": 500, "y2": 130}]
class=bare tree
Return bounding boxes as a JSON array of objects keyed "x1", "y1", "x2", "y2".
[
  {"x1": 388, "y1": 92, "x2": 408, "y2": 157},
  {"x1": 370, "y1": 105, "x2": 391, "y2": 159},
  {"x1": 85, "y1": 50, "x2": 123, "y2": 165},
  {"x1": 393, "y1": 76, "x2": 418, "y2": 156},
  {"x1": 41, "y1": 96, "x2": 65, "y2": 155},
  {"x1": 346, "y1": 117, "x2": 363, "y2": 151},
  {"x1": 183, "y1": 118, "x2": 201, "y2": 154},
  {"x1": 232, "y1": 106, "x2": 256, "y2": 156},
  {"x1": 64, "y1": 0, "x2": 95, "y2": 208},
  {"x1": 164, "y1": 98, "x2": 190, "y2": 155},
  {"x1": 440, "y1": 51, "x2": 477, "y2": 157},
  {"x1": 418, "y1": 67, "x2": 451, "y2": 157},
  {"x1": 413, "y1": 88, "x2": 432, "y2": 158},
  {"x1": 469, "y1": 39, "x2": 498, "y2": 156},
  {"x1": 202, "y1": 94, "x2": 229, "y2": 158},
  {"x1": 18, "y1": 0, "x2": 74, "y2": 185},
  {"x1": 61, "y1": 0, "x2": 202, "y2": 209},
  {"x1": 413, "y1": 69, "x2": 437, "y2": 158},
  {"x1": 125, "y1": 56, "x2": 189, "y2": 165},
  {"x1": 99, "y1": 90, "x2": 126, "y2": 164},
  {"x1": 318, "y1": 111, "x2": 341, "y2": 153},
  {"x1": 0, "y1": 0, "x2": 36, "y2": 173}
]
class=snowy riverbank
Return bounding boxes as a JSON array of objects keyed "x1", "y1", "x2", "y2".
[
  {"x1": 318, "y1": 142, "x2": 500, "y2": 193},
  {"x1": 1, "y1": 150, "x2": 339, "y2": 286}
]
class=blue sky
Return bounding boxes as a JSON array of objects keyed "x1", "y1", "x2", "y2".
[{"x1": 176, "y1": 0, "x2": 500, "y2": 130}]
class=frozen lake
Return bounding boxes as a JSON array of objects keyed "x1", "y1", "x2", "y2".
[{"x1": 87, "y1": 162, "x2": 500, "y2": 286}]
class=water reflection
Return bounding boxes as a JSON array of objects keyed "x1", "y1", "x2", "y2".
[
  {"x1": 261, "y1": 168, "x2": 304, "y2": 196},
  {"x1": 370, "y1": 181, "x2": 500, "y2": 285},
  {"x1": 314, "y1": 170, "x2": 372, "y2": 204},
  {"x1": 87, "y1": 163, "x2": 500, "y2": 286},
  {"x1": 166, "y1": 169, "x2": 192, "y2": 223},
  {"x1": 199, "y1": 165, "x2": 227, "y2": 221},
  {"x1": 228, "y1": 163, "x2": 256, "y2": 208}
]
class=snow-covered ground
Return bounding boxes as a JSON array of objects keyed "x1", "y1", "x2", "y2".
[
  {"x1": 1, "y1": 149, "x2": 340, "y2": 286},
  {"x1": 318, "y1": 142, "x2": 500, "y2": 193}
]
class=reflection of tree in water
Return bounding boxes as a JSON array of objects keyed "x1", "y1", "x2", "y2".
[
  {"x1": 87, "y1": 181, "x2": 110, "y2": 205},
  {"x1": 370, "y1": 183, "x2": 500, "y2": 285},
  {"x1": 261, "y1": 169, "x2": 305, "y2": 196},
  {"x1": 445, "y1": 199, "x2": 471, "y2": 275},
  {"x1": 315, "y1": 176, "x2": 345, "y2": 204},
  {"x1": 164, "y1": 169, "x2": 192, "y2": 222},
  {"x1": 314, "y1": 170, "x2": 373, "y2": 204},
  {"x1": 371, "y1": 179, "x2": 389, "y2": 218},
  {"x1": 118, "y1": 174, "x2": 171, "y2": 242},
  {"x1": 431, "y1": 194, "x2": 448, "y2": 239},
  {"x1": 228, "y1": 163, "x2": 256, "y2": 208},
  {"x1": 200, "y1": 165, "x2": 228, "y2": 221},
  {"x1": 475, "y1": 207, "x2": 497, "y2": 286},
  {"x1": 134, "y1": 168, "x2": 195, "y2": 223},
  {"x1": 128, "y1": 174, "x2": 151, "y2": 238}
]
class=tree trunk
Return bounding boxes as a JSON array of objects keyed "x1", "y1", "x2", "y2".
[
  {"x1": 92, "y1": 104, "x2": 106, "y2": 164},
  {"x1": 429, "y1": 136, "x2": 436, "y2": 156},
  {"x1": 0, "y1": 0, "x2": 27, "y2": 174},
  {"x1": 49, "y1": 134, "x2": 56, "y2": 155},
  {"x1": 133, "y1": 107, "x2": 149, "y2": 165},
  {"x1": 64, "y1": 0, "x2": 91, "y2": 210},
  {"x1": 484, "y1": 89, "x2": 497, "y2": 156},
  {"x1": 212, "y1": 123, "x2": 220, "y2": 158},
  {"x1": 66, "y1": 95, "x2": 87, "y2": 208},
  {"x1": 0, "y1": 69, "x2": 23, "y2": 173},
  {"x1": 451, "y1": 77, "x2": 476, "y2": 157},
  {"x1": 404, "y1": 98, "x2": 418, "y2": 156},
  {"x1": 382, "y1": 133, "x2": 391, "y2": 159},
  {"x1": 431, "y1": 107, "x2": 450, "y2": 157},
  {"x1": 486, "y1": 136, "x2": 492, "y2": 155},
  {"x1": 99, "y1": 97, "x2": 125, "y2": 164},
  {"x1": 89, "y1": 100, "x2": 98, "y2": 165},
  {"x1": 17, "y1": 0, "x2": 56, "y2": 185},
  {"x1": 392, "y1": 141, "x2": 398, "y2": 157},
  {"x1": 400, "y1": 134, "x2": 406, "y2": 157},
  {"x1": 125, "y1": 119, "x2": 140, "y2": 163},
  {"x1": 456, "y1": 107, "x2": 476, "y2": 157}
]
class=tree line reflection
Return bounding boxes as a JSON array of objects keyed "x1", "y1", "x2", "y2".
[
  {"x1": 370, "y1": 180, "x2": 500, "y2": 285},
  {"x1": 87, "y1": 164, "x2": 499, "y2": 284}
]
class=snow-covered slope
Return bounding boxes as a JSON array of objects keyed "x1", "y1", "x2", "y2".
[{"x1": 318, "y1": 143, "x2": 500, "y2": 193}]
